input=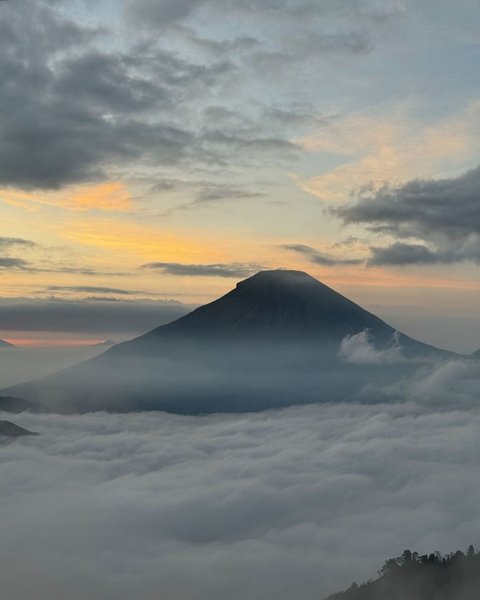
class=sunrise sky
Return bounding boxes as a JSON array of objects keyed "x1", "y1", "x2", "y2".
[{"x1": 1, "y1": 0, "x2": 479, "y2": 352}]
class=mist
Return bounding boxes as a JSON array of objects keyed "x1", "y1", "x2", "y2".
[{"x1": 0, "y1": 346, "x2": 106, "y2": 388}]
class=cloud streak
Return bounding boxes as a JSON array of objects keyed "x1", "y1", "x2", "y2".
[
  {"x1": 0, "y1": 237, "x2": 36, "y2": 249},
  {"x1": 142, "y1": 262, "x2": 264, "y2": 277},
  {"x1": 282, "y1": 243, "x2": 362, "y2": 266}
]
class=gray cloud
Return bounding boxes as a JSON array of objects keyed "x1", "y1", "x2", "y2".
[
  {"x1": 149, "y1": 178, "x2": 266, "y2": 212},
  {"x1": 282, "y1": 243, "x2": 362, "y2": 266},
  {"x1": 46, "y1": 286, "x2": 140, "y2": 296},
  {"x1": 194, "y1": 184, "x2": 264, "y2": 205},
  {"x1": 142, "y1": 262, "x2": 264, "y2": 277},
  {"x1": 0, "y1": 237, "x2": 36, "y2": 249},
  {"x1": 127, "y1": 0, "x2": 402, "y2": 29},
  {"x1": 337, "y1": 165, "x2": 480, "y2": 265},
  {"x1": 0, "y1": 298, "x2": 188, "y2": 336},
  {"x1": 0, "y1": 1, "x2": 306, "y2": 192},
  {"x1": 0, "y1": 1, "x2": 236, "y2": 189},
  {"x1": 368, "y1": 243, "x2": 441, "y2": 266},
  {"x1": 0, "y1": 258, "x2": 123, "y2": 276},
  {"x1": 0, "y1": 257, "x2": 32, "y2": 270}
]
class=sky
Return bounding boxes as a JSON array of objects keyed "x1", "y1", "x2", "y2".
[{"x1": 1, "y1": 0, "x2": 479, "y2": 352}]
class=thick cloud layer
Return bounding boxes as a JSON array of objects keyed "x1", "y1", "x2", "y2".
[
  {"x1": 0, "y1": 0, "x2": 303, "y2": 191},
  {"x1": 3, "y1": 384, "x2": 480, "y2": 600}
]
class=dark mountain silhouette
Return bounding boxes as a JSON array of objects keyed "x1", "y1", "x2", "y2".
[
  {"x1": 2, "y1": 270, "x2": 452, "y2": 414},
  {"x1": 0, "y1": 396, "x2": 40, "y2": 413},
  {"x1": 113, "y1": 270, "x2": 442, "y2": 351},
  {"x1": 325, "y1": 547, "x2": 480, "y2": 600},
  {"x1": 0, "y1": 420, "x2": 37, "y2": 438}
]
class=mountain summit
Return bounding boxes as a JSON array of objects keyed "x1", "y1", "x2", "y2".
[
  {"x1": 116, "y1": 270, "x2": 430, "y2": 352},
  {"x1": 138, "y1": 269, "x2": 390, "y2": 343},
  {"x1": 2, "y1": 270, "x2": 449, "y2": 414}
]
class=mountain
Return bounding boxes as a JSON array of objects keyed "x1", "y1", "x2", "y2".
[
  {"x1": 2, "y1": 270, "x2": 451, "y2": 414},
  {"x1": 0, "y1": 396, "x2": 40, "y2": 413},
  {"x1": 0, "y1": 420, "x2": 37, "y2": 438},
  {"x1": 0, "y1": 339, "x2": 16, "y2": 348},
  {"x1": 92, "y1": 339, "x2": 116, "y2": 347}
]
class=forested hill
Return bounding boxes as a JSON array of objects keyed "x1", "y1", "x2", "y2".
[{"x1": 326, "y1": 547, "x2": 480, "y2": 600}]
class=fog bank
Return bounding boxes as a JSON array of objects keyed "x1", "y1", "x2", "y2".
[{"x1": 3, "y1": 399, "x2": 480, "y2": 600}]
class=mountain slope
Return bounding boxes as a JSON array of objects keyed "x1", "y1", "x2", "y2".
[
  {"x1": 0, "y1": 420, "x2": 37, "y2": 438},
  {"x1": 3, "y1": 270, "x2": 451, "y2": 414},
  {"x1": 0, "y1": 339, "x2": 16, "y2": 348},
  {"x1": 111, "y1": 270, "x2": 443, "y2": 356}
]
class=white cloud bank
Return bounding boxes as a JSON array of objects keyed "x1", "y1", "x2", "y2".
[
  {"x1": 2, "y1": 381, "x2": 480, "y2": 599},
  {"x1": 338, "y1": 329, "x2": 406, "y2": 365}
]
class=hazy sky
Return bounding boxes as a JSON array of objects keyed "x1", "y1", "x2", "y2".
[{"x1": 1, "y1": 0, "x2": 479, "y2": 351}]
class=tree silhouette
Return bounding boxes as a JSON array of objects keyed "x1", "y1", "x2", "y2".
[{"x1": 326, "y1": 546, "x2": 480, "y2": 600}]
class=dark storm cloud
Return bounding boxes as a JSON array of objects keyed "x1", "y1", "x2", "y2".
[
  {"x1": 0, "y1": 237, "x2": 36, "y2": 249},
  {"x1": 282, "y1": 243, "x2": 362, "y2": 266},
  {"x1": 336, "y1": 164, "x2": 480, "y2": 265},
  {"x1": 142, "y1": 262, "x2": 264, "y2": 277}
]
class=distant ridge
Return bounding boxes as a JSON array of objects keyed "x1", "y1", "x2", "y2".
[
  {"x1": 2, "y1": 270, "x2": 453, "y2": 414},
  {"x1": 0, "y1": 339, "x2": 16, "y2": 348},
  {"x1": 0, "y1": 420, "x2": 37, "y2": 438}
]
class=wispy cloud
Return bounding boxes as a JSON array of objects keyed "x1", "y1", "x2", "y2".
[
  {"x1": 141, "y1": 262, "x2": 264, "y2": 277},
  {"x1": 282, "y1": 243, "x2": 362, "y2": 266}
]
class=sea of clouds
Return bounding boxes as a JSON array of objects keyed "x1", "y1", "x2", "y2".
[{"x1": 2, "y1": 356, "x2": 480, "y2": 600}]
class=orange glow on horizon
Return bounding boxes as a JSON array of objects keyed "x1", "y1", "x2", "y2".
[
  {"x1": 0, "y1": 181, "x2": 131, "y2": 212},
  {"x1": 4, "y1": 338, "x2": 108, "y2": 348}
]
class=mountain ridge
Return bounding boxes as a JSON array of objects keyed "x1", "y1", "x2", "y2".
[
  {"x1": 110, "y1": 270, "x2": 445, "y2": 355},
  {"x1": 0, "y1": 339, "x2": 16, "y2": 348}
]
